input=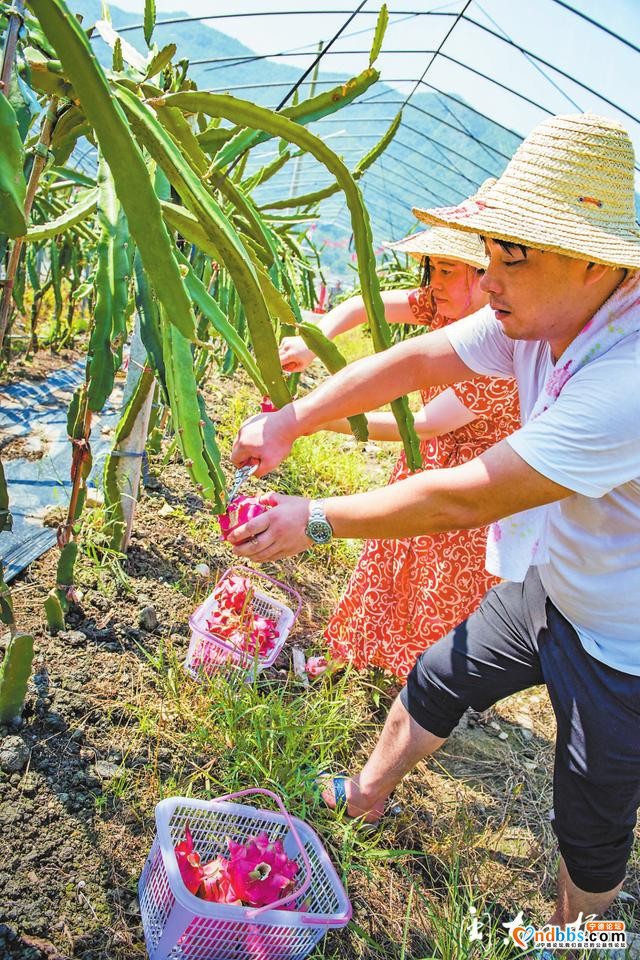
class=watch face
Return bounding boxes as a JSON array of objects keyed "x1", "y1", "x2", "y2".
[{"x1": 307, "y1": 519, "x2": 332, "y2": 544}]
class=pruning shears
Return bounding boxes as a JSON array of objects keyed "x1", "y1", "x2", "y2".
[{"x1": 226, "y1": 463, "x2": 258, "y2": 503}]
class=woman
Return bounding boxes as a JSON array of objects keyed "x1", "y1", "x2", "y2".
[{"x1": 279, "y1": 226, "x2": 520, "y2": 680}]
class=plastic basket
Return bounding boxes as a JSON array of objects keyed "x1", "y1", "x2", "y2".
[
  {"x1": 138, "y1": 788, "x2": 352, "y2": 960},
  {"x1": 184, "y1": 567, "x2": 302, "y2": 682}
]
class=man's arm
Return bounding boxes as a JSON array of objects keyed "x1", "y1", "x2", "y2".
[
  {"x1": 232, "y1": 328, "x2": 475, "y2": 475},
  {"x1": 325, "y1": 440, "x2": 570, "y2": 538},
  {"x1": 227, "y1": 441, "x2": 573, "y2": 562}
]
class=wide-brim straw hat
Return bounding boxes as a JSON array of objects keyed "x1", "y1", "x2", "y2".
[
  {"x1": 384, "y1": 225, "x2": 489, "y2": 270},
  {"x1": 412, "y1": 113, "x2": 640, "y2": 270}
]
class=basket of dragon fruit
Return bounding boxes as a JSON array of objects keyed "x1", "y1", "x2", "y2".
[
  {"x1": 185, "y1": 566, "x2": 302, "y2": 682},
  {"x1": 138, "y1": 788, "x2": 352, "y2": 960}
]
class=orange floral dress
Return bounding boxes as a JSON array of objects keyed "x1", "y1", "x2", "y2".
[{"x1": 324, "y1": 288, "x2": 520, "y2": 679}]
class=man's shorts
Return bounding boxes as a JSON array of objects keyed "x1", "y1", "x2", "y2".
[{"x1": 401, "y1": 567, "x2": 640, "y2": 893}]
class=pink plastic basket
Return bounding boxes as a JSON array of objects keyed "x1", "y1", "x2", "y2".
[
  {"x1": 184, "y1": 567, "x2": 302, "y2": 682},
  {"x1": 138, "y1": 788, "x2": 352, "y2": 960}
]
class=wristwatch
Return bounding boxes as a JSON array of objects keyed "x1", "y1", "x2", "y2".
[{"x1": 305, "y1": 500, "x2": 334, "y2": 545}]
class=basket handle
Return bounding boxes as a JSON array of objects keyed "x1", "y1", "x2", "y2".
[
  {"x1": 211, "y1": 787, "x2": 312, "y2": 918},
  {"x1": 231, "y1": 565, "x2": 303, "y2": 623}
]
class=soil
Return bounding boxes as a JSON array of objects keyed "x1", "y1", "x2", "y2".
[
  {"x1": 1, "y1": 457, "x2": 335, "y2": 960},
  {"x1": 0, "y1": 360, "x2": 378, "y2": 960},
  {"x1": 0, "y1": 435, "x2": 47, "y2": 461},
  {"x1": 0, "y1": 348, "x2": 83, "y2": 388}
]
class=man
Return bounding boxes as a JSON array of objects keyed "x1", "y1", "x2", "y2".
[{"x1": 229, "y1": 113, "x2": 640, "y2": 929}]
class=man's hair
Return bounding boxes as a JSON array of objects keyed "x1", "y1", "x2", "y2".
[{"x1": 481, "y1": 236, "x2": 530, "y2": 259}]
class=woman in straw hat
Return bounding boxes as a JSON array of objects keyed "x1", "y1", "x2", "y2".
[
  {"x1": 229, "y1": 112, "x2": 640, "y2": 927},
  {"x1": 279, "y1": 225, "x2": 519, "y2": 680}
]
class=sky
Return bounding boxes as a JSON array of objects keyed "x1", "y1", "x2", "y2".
[
  {"x1": 105, "y1": 0, "x2": 640, "y2": 240},
  {"x1": 109, "y1": 0, "x2": 640, "y2": 152}
]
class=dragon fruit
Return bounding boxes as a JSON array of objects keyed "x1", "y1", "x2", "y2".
[
  {"x1": 201, "y1": 575, "x2": 279, "y2": 661},
  {"x1": 174, "y1": 828, "x2": 299, "y2": 910},
  {"x1": 260, "y1": 396, "x2": 277, "y2": 413},
  {"x1": 305, "y1": 656, "x2": 330, "y2": 678},
  {"x1": 250, "y1": 616, "x2": 279, "y2": 657},
  {"x1": 175, "y1": 824, "x2": 204, "y2": 894},
  {"x1": 199, "y1": 856, "x2": 241, "y2": 905},
  {"x1": 218, "y1": 496, "x2": 270, "y2": 542},
  {"x1": 211, "y1": 574, "x2": 254, "y2": 614},
  {"x1": 226, "y1": 832, "x2": 299, "y2": 908}
]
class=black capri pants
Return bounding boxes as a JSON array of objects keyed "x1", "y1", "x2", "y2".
[{"x1": 400, "y1": 567, "x2": 640, "y2": 893}]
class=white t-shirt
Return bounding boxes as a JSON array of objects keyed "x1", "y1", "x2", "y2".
[{"x1": 446, "y1": 304, "x2": 640, "y2": 676}]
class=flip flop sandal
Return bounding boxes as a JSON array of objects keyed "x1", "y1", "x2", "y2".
[{"x1": 316, "y1": 771, "x2": 388, "y2": 830}]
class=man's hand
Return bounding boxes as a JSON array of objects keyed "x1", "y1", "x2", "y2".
[
  {"x1": 279, "y1": 335, "x2": 316, "y2": 373},
  {"x1": 231, "y1": 405, "x2": 298, "y2": 476},
  {"x1": 226, "y1": 493, "x2": 313, "y2": 561}
]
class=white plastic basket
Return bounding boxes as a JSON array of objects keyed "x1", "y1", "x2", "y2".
[
  {"x1": 184, "y1": 566, "x2": 302, "y2": 682},
  {"x1": 138, "y1": 789, "x2": 352, "y2": 960}
]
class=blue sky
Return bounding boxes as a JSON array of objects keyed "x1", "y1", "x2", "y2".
[
  {"x1": 105, "y1": 0, "x2": 640, "y2": 244},
  {"x1": 111, "y1": 0, "x2": 640, "y2": 165}
]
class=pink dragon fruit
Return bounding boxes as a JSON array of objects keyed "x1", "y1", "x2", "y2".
[
  {"x1": 249, "y1": 616, "x2": 279, "y2": 657},
  {"x1": 219, "y1": 496, "x2": 270, "y2": 542},
  {"x1": 305, "y1": 656, "x2": 330, "y2": 678},
  {"x1": 205, "y1": 606, "x2": 236, "y2": 636},
  {"x1": 226, "y1": 832, "x2": 299, "y2": 908},
  {"x1": 174, "y1": 824, "x2": 204, "y2": 895},
  {"x1": 212, "y1": 574, "x2": 254, "y2": 613},
  {"x1": 260, "y1": 396, "x2": 277, "y2": 413},
  {"x1": 199, "y1": 856, "x2": 242, "y2": 904}
]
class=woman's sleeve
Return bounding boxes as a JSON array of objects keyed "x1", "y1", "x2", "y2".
[
  {"x1": 451, "y1": 375, "x2": 520, "y2": 430},
  {"x1": 406, "y1": 287, "x2": 435, "y2": 325}
]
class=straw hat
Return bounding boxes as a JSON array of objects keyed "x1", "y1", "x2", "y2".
[
  {"x1": 386, "y1": 178, "x2": 496, "y2": 270},
  {"x1": 383, "y1": 225, "x2": 489, "y2": 270},
  {"x1": 412, "y1": 113, "x2": 640, "y2": 270}
]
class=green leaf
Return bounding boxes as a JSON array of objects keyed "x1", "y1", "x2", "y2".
[
  {"x1": 369, "y1": 3, "x2": 389, "y2": 67},
  {"x1": 30, "y1": 0, "x2": 196, "y2": 341},
  {"x1": 112, "y1": 36, "x2": 123, "y2": 72},
  {"x1": 144, "y1": 0, "x2": 156, "y2": 47}
]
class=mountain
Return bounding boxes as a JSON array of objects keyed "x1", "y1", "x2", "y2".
[{"x1": 64, "y1": 3, "x2": 524, "y2": 276}]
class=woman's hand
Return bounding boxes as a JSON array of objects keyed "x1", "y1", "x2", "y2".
[{"x1": 279, "y1": 335, "x2": 316, "y2": 373}]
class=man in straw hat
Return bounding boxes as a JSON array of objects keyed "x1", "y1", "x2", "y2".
[{"x1": 229, "y1": 113, "x2": 640, "y2": 926}]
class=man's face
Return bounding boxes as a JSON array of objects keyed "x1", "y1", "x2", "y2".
[{"x1": 479, "y1": 240, "x2": 588, "y2": 343}]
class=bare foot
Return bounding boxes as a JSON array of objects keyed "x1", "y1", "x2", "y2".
[{"x1": 320, "y1": 774, "x2": 387, "y2": 824}]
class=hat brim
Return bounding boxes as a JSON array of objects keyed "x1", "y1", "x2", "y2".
[
  {"x1": 383, "y1": 232, "x2": 488, "y2": 271},
  {"x1": 412, "y1": 198, "x2": 640, "y2": 270}
]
